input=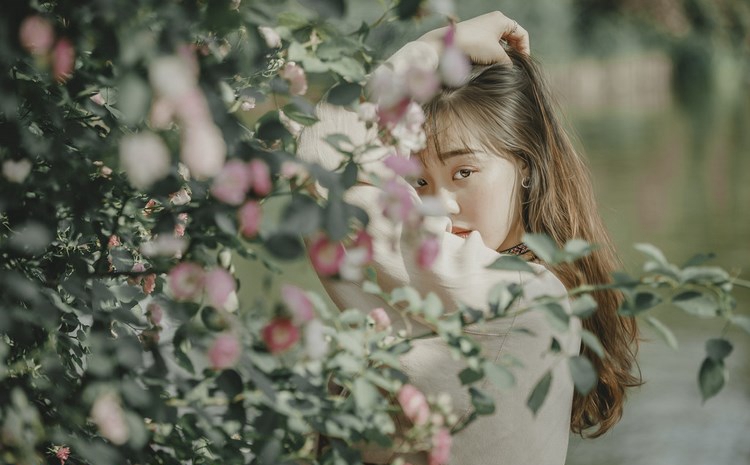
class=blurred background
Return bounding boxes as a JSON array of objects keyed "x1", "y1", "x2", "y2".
[{"x1": 238, "y1": 1, "x2": 750, "y2": 463}]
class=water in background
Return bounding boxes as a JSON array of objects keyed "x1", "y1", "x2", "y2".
[{"x1": 552, "y1": 51, "x2": 750, "y2": 465}]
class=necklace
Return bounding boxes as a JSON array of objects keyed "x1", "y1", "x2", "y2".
[{"x1": 498, "y1": 242, "x2": 540, "y2": 264}]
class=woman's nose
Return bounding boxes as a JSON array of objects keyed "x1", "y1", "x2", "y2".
[{"x1": 437, "y1": 187, "x2": 460, "y2": 215}]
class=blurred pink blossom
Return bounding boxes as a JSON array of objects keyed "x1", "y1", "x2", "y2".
[
  {"x1": 262, "y1": 318, "x2": 299, "y2": 354},
  {"x1": 149, "y1": 98, "x2": 175, "y2": 129},
  {"x1": 211, "y1": 160, "x2": 252, "y2": 205},
  {"x1": 19, "y1": 16, "x2": 55, "y2": 56},
  {"x1": 208, "y1": 332, "x2": 241, "y2": 370},
  {"x1": 55, "y1": 445, "x2": 70, "y2": 464},
  {"x1": 380, "y1": 179, "x2": 415, "y2": 223},
  {"x1": 90, "y1": 92, "x2": 106, "y2": 106},
  {"x1": 429, "y1": 428, "x2": 452, "y2": 465},
  {"x1": 280, "y1": 62, "x2": 308, "y2": 96},
  {"x1": 146, "y1": 302, "x2": 163, "y2": 326},
  {"x1": 140, "y1": 236, "x2": 188, "y2": 258},
  {"x1": 91, "y1": 393, "x2": 129, "y2": 445},
  {"x1": 174, "y1": 212, "x2": 189, "y2": 238},
  {"x1": 208, "y1": 333, "x2": 242, "y2": 370},
  {"x1": 384, "y1": 154, "x2": 422, "y2": 177},
  {"x1": 240, "y1": 96, "x2": 256, "y2": 111},
  {"x1": 308, "y1": 235, "x2": 345, "y2": 277},
  {"x1": 52, "y1": 38, "x2": 75, "y2": 83},
  {"x1": 248, "y1": 159, "x2": 272, "y2": 196},
  {"x1": 357, "y1": 102, "x2": 379, "y2": 123},
  {"x1": 281, "y1": 284, "x2": 315, "y2": 324},
  {"x1": 368, "y1": 66, "x2": 407, "y2": 110},
  {"x1": 417, "y1": 235, "x2": 441, "y2": 269},
  {"x1": 168, "y1": 262, "x2": 205, "y2": 301},
  {"x1": 439, "y1": 27, "x2": 471, "y2": 88},
  {"x1": 405, "y1": 65, "x2": 440, "y2": 103},
  {"x1": 258, "y1": 26, "x2": 282, "y2": 48},
  {"x1": 108, "y1": 235, "x2": 121, "y2": 249},
  {"x1": 181, "y1": 124, "x2": 226, "y2": 180},
  {"x1": 204, "y1": 267, "x2": 236, "y2": 309},
  {"x1": 397, "y1": 384, "x2": 430, "y2": 426},
  {"x1": 389, "y1": 102, "x2": 426, "y2": 153},
  {"x1": 170, "y1": 188, "x2": 191, "y2": 206},
  {"x1": 119, "y1": 131, "x2": 171, "y2": 191},
  {"x1": 142, "y1": 273, "x2": 156, "y2": 295},
  {"x1": 369, "y1": 307, "x2": 391, "y2": 331},
  {"x1": 238, "y1": 201, "x2": 262, "y2": 238}
]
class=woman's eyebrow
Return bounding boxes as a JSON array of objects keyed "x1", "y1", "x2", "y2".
[{"x1": 438, "y1": 148, "x2": 481, "y2": 161}]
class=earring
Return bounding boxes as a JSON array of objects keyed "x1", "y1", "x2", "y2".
[{"x1": 521, "y1": 176, "x2": 531, "y2": 188}]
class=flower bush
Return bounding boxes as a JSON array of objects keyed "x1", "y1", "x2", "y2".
[{"x1": 1, "y1": 1, "x2": 748, "y2": 464}]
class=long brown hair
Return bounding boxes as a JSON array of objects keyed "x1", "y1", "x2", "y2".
[{"x1": 420, "y1": 49, "x2": 641, "y2": 437}]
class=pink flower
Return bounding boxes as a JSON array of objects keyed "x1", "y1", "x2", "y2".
[
  {"x1": 280, "y1": 62, "x2": 308, "y2": 96},
  {"x1": 240, "y1": 96, "x2": 256, "y2": 111},
  {"x1": 149, "y1": 97, "x2": 175, "y2": 130},
  {"x1": 357, "y1": 102, "x2": 379, "y2": 123},
  {"x1": 208, "y1": 333, "x2": 241, "y2": 369},
  {"x1": 55, "y1": 445, "x2": 70, "y2": 464},
  {"x1": 238, "y1": 201, "x2": 262, "y2": 238},
  {"x1": 174, "y1": 87, "x2": 211, "y2": 127},
  {"x1": 146, "y1": 302, "x2": 163, "y2": 326},
  {"x1": 262, "y1": 318, "x2": 299, "y2": 354},
  {"x1": 180, "y1": 123, "x2": 226, "y2": 181},
  {"x1": 142, "y1": 273, "x2": 156, "y2": 295},
  {"x1": 108, "y1": 235, "x2": 121, "y2": 248},
  {"x1": 418, "y1": 235, "x2": 441, "y2": 270},
  {"x1": 389, "y1": 102, "x2": 426, "y2": 153},
  {"x1": 174, "y1": 212, "x2": 189, "y2": 237},
  {"x1": 353, "y1": 230, "x2": 374, "y2": 263},
  {"x1": 248, "y1": 159, "x2": 272, "y2": 196},
  {"x1": 119, "y1": 131, "x2": 172, "y2": 191},
  {"x1": 429, "y1": 428, "x2": 452, "y2": 465},
  {"x1": 258, "y1": 26, "x2": 282, "y2": 48},
  {"x1": 90, "y1": 92, "x2": 106, "y2": 106},
  {"x1": 368, "y1": 66, "x2": 407, "y2": 110},
  {"x1": 376, "y1": 97, "x2": 410, "y2": 127},
  {"x1": 168, "y1": 262, "x2": 205, "y2": 300},
  {"x1": 19, "y1": 16, "x2": 55, "y2": 56},
  {"x1": 170, "y1": 188, "x2": 191, "y2": 206},
  {"x1": 140, "y1": 236, "x2": 188, "y2": 258},
  {"x1": 281, "y1": 284, "x2": 314, "y2": 324},
  {"x1": 380, "y1": 179, "x2": 415, "y2": 223},
  {"x1": 52, "y1": 38, "x2": 75, "y2": 83},
  {"x1": 91, "y1": 393, "x2": 129, "y2": 445},
  {"x1": 439, "y1": 27, "x2": 471, "y2": 88},
  {"x1": 204, "y1": 267, "x2": 236, "y2": 309},
  {"x1": 369, "y1": 307, "x2": 391, "y2": 331},
  {"x1": 211, "y1": 160, "x2": 252, "y2": 205},
  {"x1": 308, "y1": 234, "x2": 345, "y2": 277},
  {"x1": 397, "y1": 384, "x2": 430, "y2": 426},
  {"x1": 384, "y1": 154, "x2": 422, "y2": 177},
  {"x1": 405, "y1": 65, "x2": 440, "y2": 103}
]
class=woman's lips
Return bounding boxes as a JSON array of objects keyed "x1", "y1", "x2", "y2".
[{"x1": 452, "y1": 229, "x2": 472, "y2": 239}]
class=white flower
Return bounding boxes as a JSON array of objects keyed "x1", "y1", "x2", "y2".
[
  {"x1": 357, "y1": 102, "x2": 379, "y2": 123},
  {"x1": 258, "y1": 26, "x2": 282, "y2": 48},
  {"x1": 338, "y1": 248, "x2": 370, "y2": 282},
  {"x1": 149, "y1": 56, "x2": 197, "y2": 101},
  {"x1": 389, "y1": 102, "x2": 427, "y2": 153},
  {"x1": 304, "y1": 319, "x2": 329, "y2": 360},
  {"x1": 119, "y1": 132, "x2": 172, "y2": 190},
  {"x1": 440, "y1": 45, "x2": 471, "y2": 88},
  {"x1": 180, "y1": 124, "x2": 226, "y2": 180},
  {"x1": 140, "y1": 236, "x2": 188, "y2": 258},
  {"x1": 169, "y1": 188, "x2": 191, "y2": 206},
  {"x1": 405, "y1": 65, "x2": 440, "y2": 103},
  {"x1": 367, "y1": 66, "x2": 407, "y2": 110},
  {"x1": 91, "y1": 393, "x2": 129, "y2": 446},
  {"x1": 2, "y1": 159, "x2": 32, "y2": 183}
]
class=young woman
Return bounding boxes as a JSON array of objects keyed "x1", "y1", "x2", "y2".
[{"x1": 298, "y1": 12, "x2": 640, "y2": 465}]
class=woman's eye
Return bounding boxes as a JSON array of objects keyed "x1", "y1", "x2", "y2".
[
  {"x1": 415, "y1": 178, "x2": 428, "y2": 188},
  {"x1": 453, "y1": 169, "x2": 473, "y2": 180}
]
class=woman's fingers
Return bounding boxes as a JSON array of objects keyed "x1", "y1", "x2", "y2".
[
  {"x1": 453, "y1": 11, "x2": 531, "y2": 65},
  {"x1": 502, "y1": 20, "x2": 530, "y2": 55}
]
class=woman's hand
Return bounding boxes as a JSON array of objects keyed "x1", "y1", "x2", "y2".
[{"x1": 418, "y1": 11, "x2": 530, "y2": 65}]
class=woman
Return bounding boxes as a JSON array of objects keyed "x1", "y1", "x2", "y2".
[{"x1": 298, "y1": 12, "x2": 639, "y2": 465}]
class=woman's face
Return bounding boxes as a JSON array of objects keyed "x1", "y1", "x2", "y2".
[{"x1": 412, "y1": 139, "x2": 525, "y2": 251}]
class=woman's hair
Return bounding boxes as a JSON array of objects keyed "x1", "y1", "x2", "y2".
[{"x1": 420, "y1": 49, "x2": 641, "y2": 437}]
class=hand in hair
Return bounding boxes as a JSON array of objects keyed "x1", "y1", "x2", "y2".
[{"x1": 418, "y1": 11, "x2": 530, "y2": 65}]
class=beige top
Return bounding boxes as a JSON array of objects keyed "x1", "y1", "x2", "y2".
[{"x1": 296, "y1": 43, "x2": 581, "y2": 465}]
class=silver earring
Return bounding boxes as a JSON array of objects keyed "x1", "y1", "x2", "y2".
[{"x1": 521, "y1": 177, "x2": 531, "y2": 188}]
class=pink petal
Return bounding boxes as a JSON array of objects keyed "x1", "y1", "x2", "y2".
[
  {"x1": 262, "y1": 318, "x2": 300, "y2": 354},
  {"x1": 204, "y1": 267, "x2": 236, "y2": 309},
  {"x1": 238, "y1": 200, "x2": 262, "y2": 238},
  {"x1": 281, "y1": 284, "x2": 315, "y2": 323}
]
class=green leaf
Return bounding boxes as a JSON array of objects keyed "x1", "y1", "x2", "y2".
[
  {"x1": 353, "y1": 377, "x2": 379, "y2": 412},
  {"x1": 459, "y1": 367, "x2": 484, "y2": 385},
  {"x1": 562, "y1": 238, "x2": 596, "y2": 261},
  {"x1": 325, "y1": 133, "x2": 354, "y2": 153},
  {"x1": 568, "y1": 356, "x2": 597, "y2": 395},
  {"x1": 523, "y1": 233, "x2": 559, "y2": 264},
  {"x1": 264, "y1": 233, "x2": 305, "y2": 260},
  {"x1": 698, "y1": 357, "x2": 725, "y2": 402},
  {"x1": 327, "y1": 57, "x2": 367, "y2": 82},
  {"x1": 397, "y1": 0, "x2": 423, "y2": 19},
  {"x1": 281, "y1": 103, "x2": 318, "y2": 126},
  {"x1": 679, "y1": 266, "x2": 731, "y2": 285},
  {"x1": 486, "y1": 255, "x2": 535, "y2": 273},
  {"x1": 422, "y1": 292, "x2": 444, "y2": 319},
  {"x1": 705, "y1": 338, "x2": 732, "y2": 362},
  {"x1": 619, "y1": 291, "x2": 662, "y2": 316},
  {"x1": 538, "y1": 302, "x2": 570, "y2": 331},
  {"x1": 298, "y1": 0, "x2": 346, "y2": 18},
  {"x1": 682, "y1": 252, "x2": 716, "y2": 268},
  {"x1": 216, "y1": 370, "x2": 243, "y2": 399},
  {"x1": 327, "y1": 82, "x2": 362, "y2": 106},
  {"x1": 483, "y1": 361, "x2": 515, "y2": 389},
  {"x1": 580, "y1": 329, "x2": 606, "y2": 358},
  {"x1": 469, "y1": 387, "x2": 495, "y2": 415},
  {"x1": 487, "y1": 282, "x2": 521, "y2": 317},
  {"x1": 644, "y1": 315, "x2": 678, "y2": 349},
  {"x1": 324, "y1": 197, "x2": 348, "y2": 241},
  {"x1": 672, "y1": 291, "x2": 719, "y2": 318},
  {"x1": 634, "y1": 243, "x2": 669, "y2": 266},
  {"x1": 730, "y1": 315, "x2": 750, "y2": 336},
  {"x1": 281, "y1": 194, "x2": 322, "y2": 237},
  {"x1": 527, "y1": 371, "x2": 552, "y2": 415},
  {"x1": 571, "y1": 294, "x2": 597, "y2": 318},
  {"x1": 341, "y1": 162, "x2": 358, "y2": 189}
]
